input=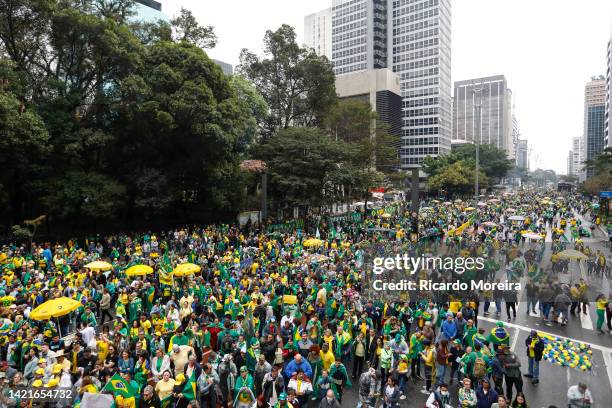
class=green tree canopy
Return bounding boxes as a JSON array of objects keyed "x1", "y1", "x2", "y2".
[{"x1": 238, "y1": 24, "x2": 336, "y2": 136}]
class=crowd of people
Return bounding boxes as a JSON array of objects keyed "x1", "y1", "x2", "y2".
[{"x1": 0, "y1": 190, "x2": 609, "y2": 408}]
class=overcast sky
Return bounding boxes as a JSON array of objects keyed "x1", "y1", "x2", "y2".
[{"x1": 161, "y1": 1, "x2": 612, "y2": 174}]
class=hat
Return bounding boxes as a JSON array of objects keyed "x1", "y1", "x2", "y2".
[
  {"x1": 52, "y1": 364, "x2": 62, "y2": 374},
  {"x1": 32, "y1": 379, "x2": 43, "y2": 387},
  {"x1": 54, "y1": 350, "x2": 64, "y2": 358},
  {"x1": 35, "y1": 368, "x2": 45, "y2": 375},
  {"x1": 155, "y1": 331, "x2": 161, "y2": 337},
  {"x1": 240, "y1": 366, "x2": 248, "y2": 373},
  {"x1": 175, "y1": 373, "x2": 185, "y2": 383},
  {"x1": 45, "y1": 378, "x2": 59, "y2": 388},
  {"x1": 279, "y1": 393, "x2": 287, "y2": 400},
  {"x1": 38, "y1": 358, "x2": 46, "y2": 364},
  {"x1": 496, "y1": 322, "x2": 504, "y2": 327}
]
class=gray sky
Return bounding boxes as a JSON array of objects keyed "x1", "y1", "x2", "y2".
[{"x1": 161, "y1": 0, "x2": 612, "y2": 174}]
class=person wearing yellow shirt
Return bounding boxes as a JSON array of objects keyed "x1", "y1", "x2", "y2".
[
  {"x1": 419, "y1": 339, "x2": 435, "y2": 393},
  {"x1": 595, "y1": 293, "x2": 609, "y2": 333},
  {"x1": 96, "y1": 337, "x2": 110, "y2": 362},
  {"x1": 155, "y1": 370, "x2": 176, "y2": 401},
  {"x1": 319, "y1": 343, "x2": 335, "y2": 371}
]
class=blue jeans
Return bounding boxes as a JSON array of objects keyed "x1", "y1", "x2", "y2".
[
  {"x1": 527, "y1": 297, "x2": 537, "y2": 313},
  {"x1": 528, "y1": 357, "x2": 539, "y2": 380},
  {"x1": 542, "y1": 303, "x2": 552, "y2": 320},
  {"x1": 398, "y1": 373, "x2": 408, "y2": 394},
  {"x1": 435, "y1": 363, "x2": 447, "y2": 386}
]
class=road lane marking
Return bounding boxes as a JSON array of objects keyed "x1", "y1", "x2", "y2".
[
  {"x1": 478, "y1": 316, "x2": 612, "y2": 353},
  {"x1": 603, "y1": 352, "x2": 612, "y2": 393},
  {"x1": 510, "y1": 328, "x2": 519, "y2": 351}
]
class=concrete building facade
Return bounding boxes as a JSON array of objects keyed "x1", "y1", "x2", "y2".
[
  {"x1": 583, "y1": 77, "x2": 606, "y2": 178},
  {"x1": 328, "y1": 0, "x2": 451, "y2": 169},
  {"x1": 605, "y1": 29, "x2": 612, "y2": 148},
  {"x1": 335, "y1": 68, "x2": 402, "y2": 139},
  {"x1": 452, "y1": 75, "x2": 514, "y2": 158},
  {"x1": 516, "y1": 139, "x2": 528, "y2": 170},
  {"x1": 304, "y1": 8, "x2": 333, "y2": 60},
  {"x1": 567, "y1": 136, "x2": 584, "y2": 180}
]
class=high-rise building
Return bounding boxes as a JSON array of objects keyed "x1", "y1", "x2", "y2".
[
  {"x1": 133, "y1": 0, "x2": 167, "y2": 23},
  {"x1": 212, "y1": 60, "x2": 233, "y2": 75},
  {"x1": 605, "y1": 28, "x2": 612, "y2": 148},
  {"x1": 329, "y1": 0, "x2": 452, "y2": 169},
  {"x1": 335, "y1": 68, "x2": 402, "y2": 138},
  {"x1": 567, "y1": 136, "x2": 583, "y2": 179},
  {"x1": 583, "y1": 76, "x2": 606, "y2": 178},
  {"x1": 452, "y1": 75, "x2": 514, "y2": 158},
  {"x1": 516, "y1": 139, "x2": 528, "y2": 170},
  {"x1": 304, "y1": 8, "x2": 333, "y2": 60}
]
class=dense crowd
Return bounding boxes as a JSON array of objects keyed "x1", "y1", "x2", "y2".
[{"x1": 0, "y1": 190, "x2": 609, "y2": 408}]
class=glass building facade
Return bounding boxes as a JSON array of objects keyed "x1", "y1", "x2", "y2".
[
  {"x1": 586, "y1": 105, "x2": 605, "y2": 178},
  {"x1": 331, "y1": 0, "x2": 452, "y2": 168}
]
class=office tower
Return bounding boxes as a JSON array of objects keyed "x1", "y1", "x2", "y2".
[
  {"x1": 452, "y1": 75, "x2": 514, "y2": 158},
  {"x1": 133, "y1": 0, "x2": 167, "y2": 23},
  {"x1": 335, "y1": 68, "x2": 402, "y2": 138},
  {"x1": 212, "y1": 60, "x2": 234, "y2": 75},
  {"x1": 605, "y1": 28, "x2": 612, "y2": 148},
  {"x1": 567, "y1": 137, "x2": 584, "y2": 180},
  {"x1": 304, "y1": 8, "x2": 333, "y2": 60},
  {"x1": 583, "y1": 77, "x2": 606, "y2": 178},
  {"x1": 330, "y1": 0, "x2": 452, "y2": 168},
  {"x1": 516, "y1": 139, "x2": 528, "y2": 170}
]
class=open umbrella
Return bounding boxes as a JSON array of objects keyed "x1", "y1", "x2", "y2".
[
  {"x1": 557, "y1": 249, "x2": 588, "y2": 261},
  {"x1": 381, "y1": 213, "x2": 392, "y2": 219},
  {"x1": 464, "y1": 207, "x2": 476, "y2": 211},
  {"x1": 522, "y1": 232, "x2": 543, "y2": 240},
  {"x1": 483, "y1": 221, "x2": 497, "y2": 227},
  {"x1": 443, "y1": 202, "x2": 452, "y2": 205},
  {"x1": 505, "y1": 208, "x2": 516, "y2": 213},
  {"x1": 30, "y1": 297, "x2": 81, "y2": 320},
  {"x1": 303, "y1": 238, "x2": 324, "y2": 248},
  {"x1": 477, "y1": 202, "x2": 487, "y2": 207},
  {"x1": 84, "y1": 261, "x2": 112, "y2": 271},
  {"x1": 508, "y1": 215, "x2": 525, "y2": 221},
  {"x1": 125, "y1": 264, "x2": 154, "y2": 277},
  {"x1": 454, "y1": 199, "x2": 463, "y2": 203},
  {"x1": 173, "y1": 263, "x2": 200, "y2": 277}
]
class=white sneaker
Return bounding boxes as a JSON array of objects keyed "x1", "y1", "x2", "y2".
[
  {"x1": 400, "y1": 395, "x2": 406, "y2": 400},
  {"x1": 420, "y1": 389, "x2": 430, "y2": 395}
]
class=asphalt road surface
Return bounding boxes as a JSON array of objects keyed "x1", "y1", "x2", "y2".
[{"x1": 322, "y1": 218, "x2": 612, "y2": 407}]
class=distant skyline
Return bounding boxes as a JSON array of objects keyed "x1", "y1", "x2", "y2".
[{"x1": 160, "y1": 0, "x2": 612, "y2": 174}]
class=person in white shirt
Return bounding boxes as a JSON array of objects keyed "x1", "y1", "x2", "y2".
[
  {"x1": 79, "y1": 323, "x2": 96, "y2": 350},
  {"x1": 567, "y1": 383, "x2": 593, "y2": 408},
  {"x1": 287, "y1": 369, "x2": 312, "y2": 406}
]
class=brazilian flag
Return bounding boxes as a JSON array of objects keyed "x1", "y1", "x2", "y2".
[
  {"x1": 182, "y1": 371, "x2": 197, "y2": 400},
  {"x1": 102, "y1": 373, "x2": 135, "y2": 399}
]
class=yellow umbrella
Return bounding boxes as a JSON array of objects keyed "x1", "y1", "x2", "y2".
[
  {"x1": 84, "y1": 261, "x2": 112, "y2": 271},
  {"x1": 464, "y1": 207, "x2": 476, "y2": 211},
  {"x1": 303, "y1": 238, "x2": 323, "y2": 248},
  {"x1": 172, "y1": 263, "x2": 200, "y2": 277},
  {"x1": 557, "y1": 249, "x2": 588, "y2": 261},
  {"x1": 381, "y1": 213, "x2": 392, "y2": 219},
  {"x1": 30, "y1": 297, "x2": 82, "y2": 320},
  {"x1": 125, "y1": 264, "x2": 154, "y2": 277}
]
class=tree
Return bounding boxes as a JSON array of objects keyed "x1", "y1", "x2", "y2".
[
  {"x1": 252, "y1": 127, "x2": 352, "y2": 210},
  {"x1": 238, "y1": 25, "x2": 336, "y2": 136},
  {"x1": 170, "y1": 8, "x2": 216, "y2": 49},
  {"x1": 584, "y1": 146, "x2": 612, "y2": 177},
  {"x1": 423, "y1": 143, "x2": 513, "y2": 181},
  {"x1": 426, "y1": 160, "x2": 489, "y2": 196},
  {"x1": 229, "y1": 75, "x2": 268, "y2": 150}
]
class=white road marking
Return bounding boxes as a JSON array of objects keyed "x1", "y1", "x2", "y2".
[
  {"x1": 478, "y1": 315, "x2": 612, "y2": 353},
  {"x1": 510, "y1": 327, "x2": 519, "y2": 351},
  {"x1": 602, "y1": 351, "x2": 612, "y2": 393},
  {"x1": 579, "y1": 309, "x2": 594, "y2": 331}
]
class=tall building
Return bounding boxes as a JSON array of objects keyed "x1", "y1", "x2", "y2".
[
  {"x1": 335, "y1": 68, "x2": 402, "y2": 138},
  {"x1": 516, "y1": 139, "x2": 528, "y2": 170},
  {"x1": 605, "y1": 28, "x2": 612, "y2": 148},
  {"x1": 567, "y1": 136, "x2": 583, "y2": 179},
  {"x1": 329, "y1": 0, "x2": 452, "y2": 168},
  {"x1": 452, "y1": 75, "x2": 514, "y2": 158},
  {"x1": 583, "y1": 76, "x2": 606, "y2": 178},
  {"x1": 304, "y1": 8, "x2": 333, "y2": 60},
  {"x1": 133, "y1": 0, "x2": 167, "y2": 23},
  {"x1": 212, "y1": 60, "x2": 233, "y2": 75}
]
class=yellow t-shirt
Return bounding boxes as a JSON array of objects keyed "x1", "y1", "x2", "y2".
[
  {"x1": 320, "y1": 350, "x2": 335, "y2": 370},
  {"x1": 155, "y1": 379, "x2": 176, "y2": 400},
  {"x1": 97, "y1": 340, "x2": 109, "y2": 362}
]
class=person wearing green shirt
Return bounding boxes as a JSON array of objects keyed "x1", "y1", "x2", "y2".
[
  {"x1": 167, "y1": 327, "x2": 190, "y2": 351},
  {"x1": 234, "y1": 366, "x2": 254, "y2": 396}
]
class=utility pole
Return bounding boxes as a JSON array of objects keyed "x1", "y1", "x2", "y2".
[{"x1": 474, "y1": 81, "x2": 483, "y2": 201}]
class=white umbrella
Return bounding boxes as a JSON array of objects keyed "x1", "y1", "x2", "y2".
[
  {"x1": 509, "y1": 215, "x2": 525, "y2": 221},
  {"x1": 521, "y1": 232, "x2": 543, "y2": 240},
  {"x1": 477, "y1": 202, "x2": 487, "y2": 207}
]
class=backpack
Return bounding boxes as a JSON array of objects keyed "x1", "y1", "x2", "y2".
[
  {"x1": 473, "y1": 354, "x2": 487, "y2": 378},
  {"x1": 221, "y1": 335, "x2": 234, "y2": 354}
]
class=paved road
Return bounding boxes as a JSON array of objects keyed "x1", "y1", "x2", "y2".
[{"x1": 327, "y1": 217, "x2": 612, "y2": 407}]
